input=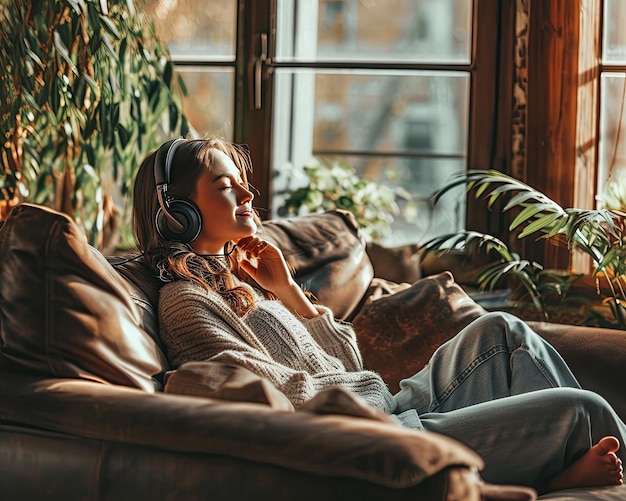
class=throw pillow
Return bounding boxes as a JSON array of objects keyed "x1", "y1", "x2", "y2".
[
  {"x1": 165, "y1": 362, "x2": 397, "y2": 424},
  {"x1": 366, "y1": 242, "x2": 422, "y2": 284},
  {"x1": 352, "y1": 272, "x2": 486, "y2": 392},
  {"x1": 299, "y1": 386, "x2": 399, "y2": 424},
  {"x1": 164, "y1": 361, "x2": 295, "y2": 411},
  {"x1": 0, "y1": 203, "x2": 167, "y2": 391}
]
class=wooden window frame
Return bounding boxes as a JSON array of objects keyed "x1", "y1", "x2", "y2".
[
  {"x1": 237, "y1": 0, "x2": 505, "y2": 227},
  {"x1": 522, "y1": 0, "x2": 601, "y2": 271}
]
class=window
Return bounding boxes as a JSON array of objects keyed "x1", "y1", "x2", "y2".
[
  {"x1": 270, "y1": 0, "x2": 472, "y2": 245},
  {"x1": 599, "y1": 0, "x2": 626, "y2": 211},
  {"x1": 144, "y1": 0, "x2": 237, "y2": 137},
  {"x1": 146, "y1": 1, "x2": 620, "y2": 272},
  {"x1": 147, "y1": 0, "x2": 502, "y2": 246}
]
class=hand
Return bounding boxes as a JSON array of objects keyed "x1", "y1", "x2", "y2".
[
  {"x1": 236, "y1": 236, "x2": 293, "y2": 294},
  {"x1": 236, "y1": 235, "x2": 319, "y2": 318}
]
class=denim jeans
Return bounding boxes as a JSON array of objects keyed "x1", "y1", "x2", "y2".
[{"x1": 393, "y1": 311, "x2": 626, "y2": 492}]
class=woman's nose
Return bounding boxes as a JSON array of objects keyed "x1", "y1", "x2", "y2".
[{"x1": 238, "y1": 184, "x2": 254, "y2": 203}]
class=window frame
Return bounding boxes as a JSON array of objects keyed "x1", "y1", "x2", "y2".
[
  {"x1": 520, "y1": 0, "x2": 603, "y2": 272},
  {"x1": 234, "y1": 0, "x2": 505, "y2": 229},
  {"x1": 165, "y1": 0, "x2": 609, "y2": 273}
]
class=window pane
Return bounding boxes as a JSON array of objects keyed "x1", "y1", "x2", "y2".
[
  {"x1": 276, "y1": 0, "x2": 472, "y2": 63},
  {"x1": 272, "y1": 69, "x2": 469, "y2": 245},
  {"x1": 309, "y1": 71, "x2": 469, "y2": 154},
  {"x1": 177, "y1": 68, "x2": 235, "y2": 138},
  {"x1": 598, "y1": 74, "x2": 626, "y2": 206},
  {"x1": 345, "y1": 155, "x2": 466, "y2": 245},
  {"x1": 603, "y1": 0, "x2": 626, "y2": 64},
  {"x1": 145, "y1": 0, "x2": 236, "y2": 60}
]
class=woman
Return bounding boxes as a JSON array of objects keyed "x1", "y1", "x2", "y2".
[{"x1": 133, "y1": 136, "x2": 624, "y2": 494}]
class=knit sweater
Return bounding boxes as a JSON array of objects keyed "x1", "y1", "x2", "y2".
[{"x1": 158, "y1": 279, "x2": 397, "y2": 413}]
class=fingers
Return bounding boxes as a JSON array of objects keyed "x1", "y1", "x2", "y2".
[
  {"x1": 236, "y1": 238, "x2": 272, "y2": 274},
  {"x1": 237, "y1": 236, "x2": 271, "y2": 257},
  {"x1": 256, "y1": 240, "x2": 269, "y2": 252}
]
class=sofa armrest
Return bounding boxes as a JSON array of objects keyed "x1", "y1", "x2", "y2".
[
  {"x1": 0, "y1": 372, "x2": 483, "y2": 490},
  {"x1": 528, "y1": 321, "x2": 626, "y2": 421}
]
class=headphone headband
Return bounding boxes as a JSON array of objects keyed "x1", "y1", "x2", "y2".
[{"x1": 155, "y1": 138, "x2": 185, "y2": 187}]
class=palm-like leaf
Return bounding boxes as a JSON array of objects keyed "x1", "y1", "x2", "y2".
[
  {"x1": 429, "y1": 170, "x2": 626, "y2": 327},
  {"x1": 435, "y1": 170, "x2": 624, "y2": 269},
  {"x1": 422, "y1": 230, "x2": 515, "y2": 261},
  {"x1": 423, "y1": 230, "x2": 547, "y2": 314}
]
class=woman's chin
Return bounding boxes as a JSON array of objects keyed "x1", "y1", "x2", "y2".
[{"x1": 238, "y1": 220, "x2": 257, "y2": 237}]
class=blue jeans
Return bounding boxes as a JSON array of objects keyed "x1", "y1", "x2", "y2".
[{"x1": 393, "y1": 311, "x2": 626, "y2": 492}]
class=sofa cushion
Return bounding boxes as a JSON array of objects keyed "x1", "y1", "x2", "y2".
[
  {"x1": 106, "y1": 254, "x2": 163, "y2": 352},
  {"x1": 352, "y1": 272, "x2": 486, "y2": 392},
  {"x1": 0, "y1": 203, "x2": 167, "y2": 391}
]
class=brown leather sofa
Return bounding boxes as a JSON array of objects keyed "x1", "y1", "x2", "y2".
[{"x1": 0, "y1": 203, "x2": 623, "y2": 500}]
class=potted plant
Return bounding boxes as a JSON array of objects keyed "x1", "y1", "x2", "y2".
[
  {"x1": 424, "y1": 170, "x2": 626, "y2": 328},
  {"x1": 277, "y1": 159, "x2": 414, "y2": 243},
  {"x1": 0, "y1": 0, "x2": 192, "y2": 248}
]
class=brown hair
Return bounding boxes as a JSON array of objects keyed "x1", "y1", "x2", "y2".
[{"x1": 132, "y1": 136, "x2": 263, "y2": 316}]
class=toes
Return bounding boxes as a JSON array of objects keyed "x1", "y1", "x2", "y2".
[{"x1": 597, "y1": 436, "x2": 621, "y2": 455}]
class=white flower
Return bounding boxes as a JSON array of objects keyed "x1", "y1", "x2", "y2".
[{"x1": 597, "y1": 174, "x2": 626, "y2": 210}]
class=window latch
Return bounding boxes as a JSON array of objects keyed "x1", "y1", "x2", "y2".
[{"x1": 251, "y1": 32, "x2": 269, "y2": 110}]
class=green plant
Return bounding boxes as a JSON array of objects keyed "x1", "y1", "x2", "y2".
[
  {"x1": 424, "y1": 170, "x2": 626, "y2": 328},
  {"x1": 0, "y1": 0, "x2": 191, "y2": 248},
  {"x1": 277, "y1": 159, "x2": 413, "y2": 243}
]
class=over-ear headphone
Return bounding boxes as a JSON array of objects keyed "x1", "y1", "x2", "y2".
[{"x1": 154, "y1": 138, "x2": 202, "y2": 243}]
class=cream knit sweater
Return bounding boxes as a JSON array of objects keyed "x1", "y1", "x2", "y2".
[{"x1": 159, "y1": 279, "x2": 397, "y2": 413}]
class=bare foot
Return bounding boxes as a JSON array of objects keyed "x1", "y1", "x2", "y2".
[{"x1": 547, "y1": 436, "x2": 624, "y2": 492}]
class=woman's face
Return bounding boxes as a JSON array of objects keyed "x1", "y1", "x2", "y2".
[{"x1": 191, "y1": 149, "x2": 256, "y2": 254}]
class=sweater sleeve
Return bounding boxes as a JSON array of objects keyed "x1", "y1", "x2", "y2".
[{"x1": 158, "y1": 281, "x2": 396, "y2": 414}]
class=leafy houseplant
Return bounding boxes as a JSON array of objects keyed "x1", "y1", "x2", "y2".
[
  {"x1": 277, "y1": 159, "x2": 414, "y2": 243},
  {"x1": 425, "y1": 170, "x2": 626, "y2": 328},
  {"x1": 0, "y1": 0, "x2": 191, "y2": 249}
]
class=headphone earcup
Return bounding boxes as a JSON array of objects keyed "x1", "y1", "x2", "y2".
[{"x1": 155, "y1": 199, "x2": 202, "y2": 243}]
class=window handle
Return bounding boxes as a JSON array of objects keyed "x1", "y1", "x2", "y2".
[{"x1": 252, "y1": 32, "x2": 268, "y2": 110}]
